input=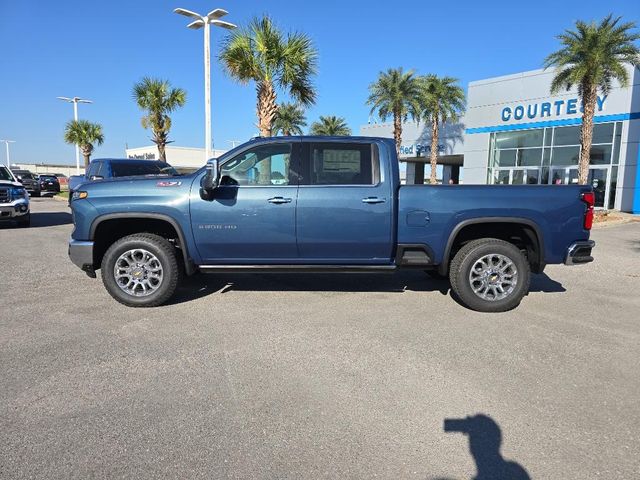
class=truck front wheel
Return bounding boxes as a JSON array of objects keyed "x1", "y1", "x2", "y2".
[
  {"x1": 101, "y1": 233, "x2": 180, "y2": 307},
  {"x1": 449, "y1": 238, "x2": 530, "y2": 313}
]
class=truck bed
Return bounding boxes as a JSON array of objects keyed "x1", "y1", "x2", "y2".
[{"x1": 398, "y1": 184, "x2": 591, "y2": 265}]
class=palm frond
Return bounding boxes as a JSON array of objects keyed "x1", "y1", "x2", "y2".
[{"x1": 309, "y1": 115, "x2": 351, "y2": 136}]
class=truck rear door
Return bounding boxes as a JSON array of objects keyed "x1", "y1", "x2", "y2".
[{"x1": 296, "y1": 141, "x2": 394, "y2": 263}]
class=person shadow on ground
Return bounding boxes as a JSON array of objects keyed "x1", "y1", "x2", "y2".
[{"x1": 443, "y1": 414, "x2": 530, "y2": 480}]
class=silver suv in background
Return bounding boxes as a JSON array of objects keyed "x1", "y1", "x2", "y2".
[{"x1": 0, "y1": 166, "x2": 30, "y2": 227}]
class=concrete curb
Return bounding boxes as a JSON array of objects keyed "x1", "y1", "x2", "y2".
[{"x1": 592, "y1": 216, "x2": 640, "y2": 229}]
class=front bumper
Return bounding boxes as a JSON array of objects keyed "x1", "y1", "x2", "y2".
[
  {"x1": 69, "y1": 239, "x2": 95, "y2": 272},
  {"x1": 0, "y1": 200, "x2": 30, "y2": 220},
  {"x1": 564, "y1": 240, "x2": 595, "y2": 265}
]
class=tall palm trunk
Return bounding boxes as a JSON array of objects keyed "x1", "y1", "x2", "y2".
[
  {"x1": 579, "y1": 83, "x2": 597, "y2": 185},
  {"x1": 392, "y1": 110, "x2": 402, "y2": 156},
  {"x1": 430, "y1": 115, "x2": 439, "y2": 185},
  {"x1": 81, "y1": 145, "x2": 93, "y2": 169},
  {"x1": 256, "y1": 81, "x2": 278, "y2": 137},
  {"x1": 152, "y1": 115, "x2": 168, "y2": 161}
]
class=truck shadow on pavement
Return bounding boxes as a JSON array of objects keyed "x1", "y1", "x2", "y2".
[
  {"x1": 432, "y1": 414, "x2": 531, "y2": 480},
  {"x1": 169, "y1": 270, "x2": 565, "y2": 306},
  {"x1": 30, "y1": 212, "x2": 72, "y2": 227},
  {"x1": 0, "y1": 211, "x2": 72, "y2": 229}
]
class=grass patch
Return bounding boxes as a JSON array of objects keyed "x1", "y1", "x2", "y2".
[{"x1": 56, "y1": 191, "x2": 69, "y2": 199}]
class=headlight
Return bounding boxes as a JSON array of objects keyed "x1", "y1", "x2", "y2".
[
  {"x1": 71, "y1": 190, "x2": 88, "y2": 201},
  {"x1": 9, "y1": 187, "x2": 27, "y2": 200}
]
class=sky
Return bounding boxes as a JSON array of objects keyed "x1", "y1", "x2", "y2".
[{"x1": 0, "y1": 0, "x2": 638, "y2": 166}]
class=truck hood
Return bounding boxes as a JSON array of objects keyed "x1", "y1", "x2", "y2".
[
  {"x1": 0, "y1": 180, "x2": 23, "y2": 188},
  {"x1": 79, "y1": 174, "x2": 192, "y2": 198}
]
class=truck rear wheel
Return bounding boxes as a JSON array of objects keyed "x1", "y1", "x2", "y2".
[
  {"x1": 449, "y1": 238, "x2": 530, "y2": 312},
  {"x1": 101, "y1": 233, "x2": 179, "y2": 307}
]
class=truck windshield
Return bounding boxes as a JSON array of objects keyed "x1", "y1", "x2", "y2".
[
  {"x1": 111, "y1": 162, "x2": 179, "y2": 177},
  {"x1": 0, "y1": 167, "x2": 14, "y2": 181}
]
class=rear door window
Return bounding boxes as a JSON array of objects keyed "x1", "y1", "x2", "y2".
[{"x1": 303, "y1": 143, "x2": 378, "y2": 185}]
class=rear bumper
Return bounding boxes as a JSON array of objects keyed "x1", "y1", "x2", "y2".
[
  {"x1": 564, "y1": 240, "x2": 595, "y2": 265},
  {"x1": 68, "y1": 239, "x2": 94, "y2": 271}
]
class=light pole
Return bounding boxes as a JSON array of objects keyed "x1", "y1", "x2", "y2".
[
  {"x1": 0, "y1": 139, "x2": 15, "y2": 168},
  {"x1": 174, "y1": 7, "x2": 236, "y2": 163},
  {"x1": 57, "y1": 96, "x2": 93, "y2": 174}
]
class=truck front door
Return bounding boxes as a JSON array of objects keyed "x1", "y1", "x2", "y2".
[
  {"x1": 296, "y1": 141, "x2": 394, "y2": 264},
  {"x1": 191, "y1": 141, "x2": 301, "y2": 263}
]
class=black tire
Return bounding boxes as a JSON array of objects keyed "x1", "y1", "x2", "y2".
[
  {"x1": 32, "y1": 191, "x2": 41, "y2": 197},
  {"x1": 16, "y1": 213, "x2": 30, "y2": 228},
  {"x1": 101, "y1": 233, "x2": 180, "y2": 307},
  {"x1": 449, "y1": 238, "x2": 530, "y2": 313}
]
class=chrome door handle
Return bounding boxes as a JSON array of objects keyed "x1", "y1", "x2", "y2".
[
  {"x1": 267, "y1": 197, "x2": 292, "y2": 204},
  {"x1": 362, "y1": 197, "x2": 386, "y2": 204}
]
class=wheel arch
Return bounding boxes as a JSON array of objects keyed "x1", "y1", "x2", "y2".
[
  {"x1": 438, "y1": 217, "x2": 545, "y2": 276},
  {"x1": 90, "y1": 213, "x2": 195, "y2": 275}
]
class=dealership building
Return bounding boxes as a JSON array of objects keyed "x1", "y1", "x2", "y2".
[{"x1": 361, "y1": 65, "x2": 640, "y2": 212}]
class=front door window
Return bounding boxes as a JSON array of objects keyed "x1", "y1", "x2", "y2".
[{"x1": 221, "y1": 143, "x2": 293, "y2": 186}]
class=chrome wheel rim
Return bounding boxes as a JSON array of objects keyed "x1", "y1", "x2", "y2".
[
  {"x1": 114, "y1": 249, "x2": 163, "y2": 297},
  {"x1": 468, "y1": 253, "x2": 518, "y2": 302}
]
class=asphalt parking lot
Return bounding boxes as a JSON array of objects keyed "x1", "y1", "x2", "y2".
[{"x1": 1, "y1": 196, "x2": 639, "y2": 479}]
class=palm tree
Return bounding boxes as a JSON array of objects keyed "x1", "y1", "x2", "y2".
[
  {"x1": 544, "y1": 15, "x2": 640, "y2": 184},
  {"x1": 132, "y1": 77, "x2": 186, "y2": 161},
  {"x1": 366, "y1": 68, "x2": 421, "y2": 155},
  {"x1": 220, "y1": 16, "x2": 317, "y2": 137},
  {"x1": 309, "y1": 116, "x2": 351, "y2": 136},
  {"x1": 273, "y1": 102, "x2": 307, "y2": 135},
  {"x1": 63, "y1": 120, "x2": 104, "y2": 168},
  {"x1": 419, "y1": 75, "x2": 466, "y2": 184}
]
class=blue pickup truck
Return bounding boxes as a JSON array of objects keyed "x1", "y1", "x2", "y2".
[{"x1": 68, "y1": 136, "x2": 595, "y2": 312}]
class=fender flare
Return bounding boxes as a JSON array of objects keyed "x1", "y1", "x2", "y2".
[
  {"x1": 437, "y1": 216, "x2": 545, "y2": 275},
  {"x1": 90, "y1": 212, "x2": 195, "y2": 275}
]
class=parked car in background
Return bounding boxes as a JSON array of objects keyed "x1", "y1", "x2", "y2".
[
  {"x1": 37, "y1": 174, "x2": 61, "y2": 193},
  {"x1": 53, "y1": 173, "x2": 69, "y2": 189},
  {"x1": 68, "y1": 159, "x2": 179, "y2": 194},
  {"x1": 10, "y1": 169, "x2": 41, "y2": 197},
  {"x1": 0, "y1": 166, "x2": 30, "y2": 227},
  {"x1": 69, "y1": 136, "x2": 595, "y2": 312}
]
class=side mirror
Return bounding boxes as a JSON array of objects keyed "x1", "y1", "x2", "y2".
[
  {"x1": 202, "y1": 158, "x2": 220, "y2": 191},
  {"x1": 90, "y1": 175, "x2": 104, "y2": 181}
]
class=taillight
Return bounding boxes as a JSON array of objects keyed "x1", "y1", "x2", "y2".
[{"x1": 581, "y1": 192, "x2": 595, "y2": 230}]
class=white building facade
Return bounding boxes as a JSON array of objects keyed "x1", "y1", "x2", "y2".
[{"x1": 125, "y1": 145, "x2": 227, "y2": 170}]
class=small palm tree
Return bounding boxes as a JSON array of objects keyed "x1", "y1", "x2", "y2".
[
  {"x1": 544, "y1": 15, "x2": 640, "y2": 184},
  {"x1": 220, "y1": 16, "x2": 317, "y2": 137},
  {"x1": 273, "y1": 102, "x2": 307, "y2": 135},
  {"x1": 419, "y1": 75, "x2": 466, "y2": 184},
  {"x1": 309, "y1": 116, "x2": 351, "y2": 136},
  {"x1": 132, "y1": 77, "x2": 186, "y2": 161},
  {"x1": 63, "y1": 120, "x2": 104, "y2": 168},
  {"x1": 366, "y1": 68, "x2": 421, "y2": 155}
]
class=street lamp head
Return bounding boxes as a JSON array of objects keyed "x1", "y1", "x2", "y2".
[
  {"x1": 187, "y1": 19, "x2": 205, "y2": 30},
  {"x1": 174, "y1": 8, "x2": 202, "y2": 19},
  {"x1": 57, "y1": 96, "x2": 92, "y2": 104},
  {"x1": 211, "y1": 19, "x2": 237, "y2": 30},
  {"x1": 206, "y1": 8, "x2": 228, "y2": 20}
]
